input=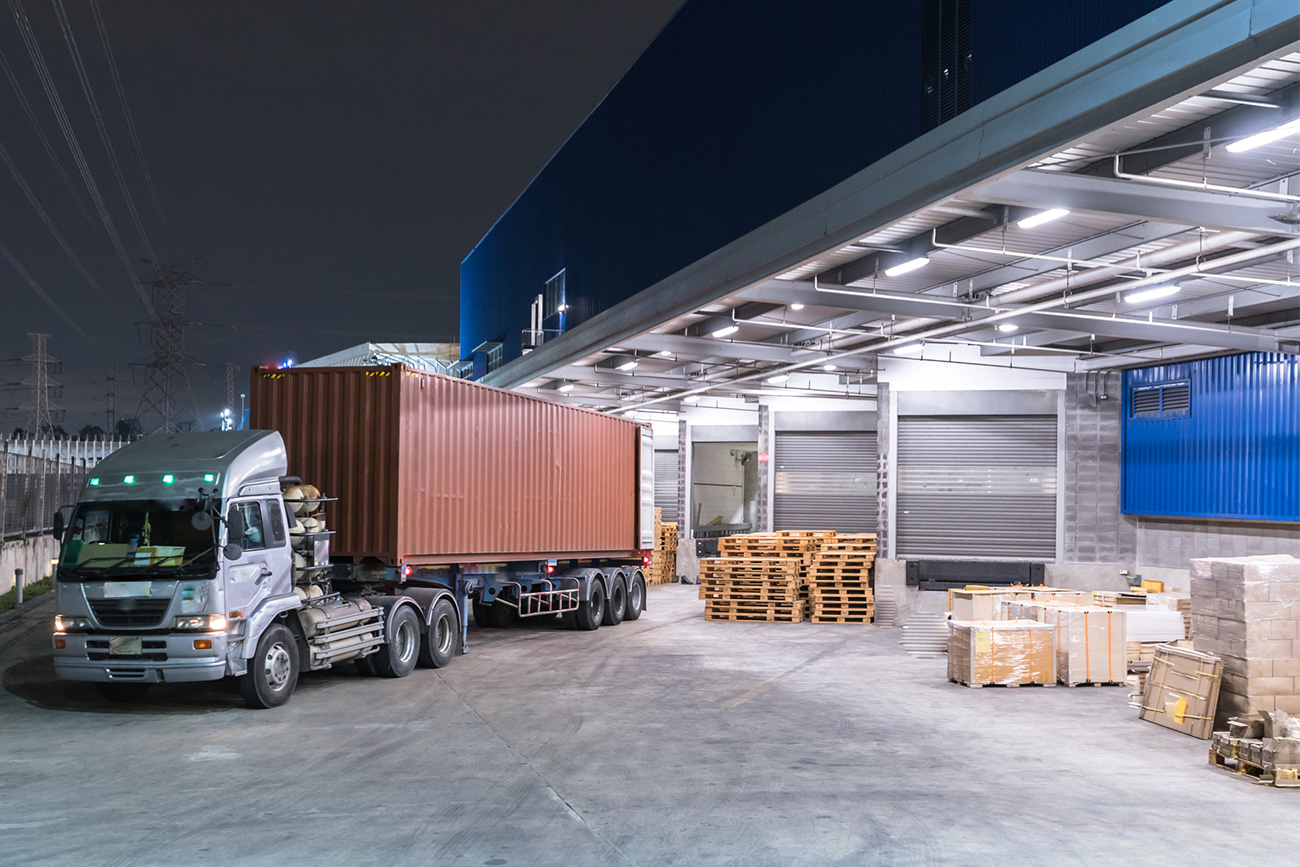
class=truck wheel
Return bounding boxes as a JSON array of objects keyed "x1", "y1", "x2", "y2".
[
  {"x1": 574, "y1": 581, "x2": 605, "y2": 631},
  {"x1": 603, "y1": 576, "x2": 626, "y2": 627},
  {"x1": 472, "y1": 596, "x2": 492, "y2": 628},
  {"x1": 418, "y1": 598, "x2": 459, "y2": 668},
  {"x1": 95, "y1": 682, "x2": 151, "y2": 703},
  {"x1": 241, "y1": 624, "x2": 299, "y2": 709},
  {"x1": 624, "y1": 574, "x2": 646, "y2": 621},
  {"x1": 373, "y1": 606, "x2": 420, "y2": 678}
]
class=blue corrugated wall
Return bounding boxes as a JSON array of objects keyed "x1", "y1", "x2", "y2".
[{"x1": 1122, "y1": 353, "x2": 1300, "y2": 521}]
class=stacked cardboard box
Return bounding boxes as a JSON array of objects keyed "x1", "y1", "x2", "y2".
[
  {"x1": 1045, "y1": 607, "x2": 1127, "y2": 686},
  {"x1": 1189, "y1": 555, "x2": 1300, "y2": 722},
  {"x1": 806, "y1": 535, "x2": 876, "y2": 623},
  {"x1": 1139, "y1": 644, "x2": 1224, "y2": 739},
  {"x1": 647, "y1": 509, "x2": 678, "y2": 586},
  {"x1": 948, "y1": 620, "x2": 1056, "y2": 687},
  {"x1": 698, "y1": 557, "x2": 804, "y2": 622}
]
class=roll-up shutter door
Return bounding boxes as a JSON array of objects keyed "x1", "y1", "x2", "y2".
[
  {"x1": 896, "y1": 415, "x2": 1057, "y2": 559},
  {"x1": 773, "y1": 431, "x2": 877, "y2": 532},
  {"x1": 653, "y1": 450, "x2": 679, "y2": 523}
]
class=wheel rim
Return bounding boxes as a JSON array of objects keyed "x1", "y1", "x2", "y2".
[
  {"x1": 264, "y1": 642, "x2": 292, "y2": 691},
  {"x1": 434, "y1": 613, "x2": 453, "y2": 654},
  {"x1": 397, "y1": 618, "x2": 417, "y2": 663}
]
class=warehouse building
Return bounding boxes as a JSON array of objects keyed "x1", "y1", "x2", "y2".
[{"x1": 461, "y1": 0, "x2": 1300, "y2": 617}]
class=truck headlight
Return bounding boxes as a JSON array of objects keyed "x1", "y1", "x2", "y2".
[
  {"x1": 172, "y1": 614, "x2": 228, "y2": 632},
  {"x1": 54, "y1": 615, "x2": 92, "y2": 633}
]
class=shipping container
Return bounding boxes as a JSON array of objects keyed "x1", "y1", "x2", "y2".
[{"x1": 250, "y1": 364, "x2": 651, "y2": 565}]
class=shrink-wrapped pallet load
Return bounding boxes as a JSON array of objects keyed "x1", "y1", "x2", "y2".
[
  {"x1": 947, "y1": 620, "x2": 1056, "y2": 687},
  {"x1": 1045, "y1": 606, "x2": 1127, "y2": 686}
]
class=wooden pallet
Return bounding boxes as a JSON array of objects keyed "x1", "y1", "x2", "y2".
[
  {"x1": 809, "y1": 613, "x2": 875, "y2": 623},
  {"x1": 949, "y1": 678, "x2": 1057, "y2": 688},
  {"x1": 1209, "y1": 749, "x2": 1300, "y2": 787},
  {"x1": 704, "y1": 608, "x2": 806, "y2": 623},
  {"x1": 1060, "y1": 681, "x2": 1125, "y2": 688}
]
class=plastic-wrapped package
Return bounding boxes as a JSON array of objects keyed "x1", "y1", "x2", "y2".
[
  {"x1": 1043, "y1": 606, "x2": 1127, "y2": 685},
  {"x1": 947, "y1": 620, "x2": 1056, "y2": 687}
]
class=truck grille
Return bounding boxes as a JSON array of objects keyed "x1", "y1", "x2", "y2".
[{"x1": 89, "y1": 598, "x2": 171, "y2": 628}]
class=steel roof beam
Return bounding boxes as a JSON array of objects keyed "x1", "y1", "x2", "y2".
[{"x1": 618, "y1": 332, "x2": 825, "y2": 364}]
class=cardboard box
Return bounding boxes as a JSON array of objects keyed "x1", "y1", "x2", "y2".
[
  {"x1": 1139, "y1": 644, "x2": 1223, "y2": 739},
  {"x1": 948, "y1": 620, "x2": 1056, "y2": 687},
  {"x1": 1048, "y1": 607, "x2": 1127, "y2": 685}
]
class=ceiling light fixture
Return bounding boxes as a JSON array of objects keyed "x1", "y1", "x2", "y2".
[
  {"x1": 789, "y1": 302, "x2": 805, "y2": 310},
  {"x1": 1125, "y1": 285, "x2": 1180, "y2": 304},
  {"x1": 884, "y1": 256, "x2": 929, "y2": 277},
  {"x1": 1016, "y1": 208, "x2": 1069, "y2": 229},
  {"x1": 712, "y1": 324, "x2": 739, "y2": 338},
  {"x1": 558, "y1": 383, "x2": 574, "y2": 392},
  {"x1": 893, "y1": 342, "x2": 925, "y2": 356},
  {"x1": 1225, "y1": 116, "x2": 1300, "y2": 153},
  {"x1": 617, "y1": 359, "x2": 639, "y2": 371},
  {"x1": 823, "y1": 364, "x2": 837, "y2": 371},
  {"x1": 766, "y1": 374, "x2": 790, "y2": 385},
  {"x1": 656, "y1": 350, "x2": 674, "y2": 357},
  {"x1": 997, "y1": 323, "x2": 1019, "y2": 333},
  {"x1": 682, "y1": 394, "x2": 701, "y2": 403}
]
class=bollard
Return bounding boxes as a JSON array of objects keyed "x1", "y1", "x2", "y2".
[{"x1": 15, "y1": 567, "x2": 23, "y2": 606}]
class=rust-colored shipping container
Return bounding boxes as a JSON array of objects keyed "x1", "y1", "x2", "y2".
[{"x1": 249, "y1": 365, "x2": 651, "y2": 566}]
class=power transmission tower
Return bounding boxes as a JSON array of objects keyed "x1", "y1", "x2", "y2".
[
  {"x1": 134, "y1": 265, "x2": 204, "y2": 433},
  {"x1": 223, "y1": 361, "x2": 237, "y2": 430},
  {"x1": 105, "y1": 357, "x2": 116, "y2": 432},
  {"x1": 21, "y1": 332, "x2": 63, "y2": 435}
]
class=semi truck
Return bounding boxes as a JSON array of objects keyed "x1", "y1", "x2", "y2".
[{"x1": 51, "y1": 365, "x2": 654, "y2": 707}]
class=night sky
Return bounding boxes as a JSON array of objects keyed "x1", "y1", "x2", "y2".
[{"x1": 0, "y1": 1, "x2": 682, "y2": 433}]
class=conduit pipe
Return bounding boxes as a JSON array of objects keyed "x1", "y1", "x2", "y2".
[{"x1": 1112, "y1": 154, "x2": 1300, "y2": 204}]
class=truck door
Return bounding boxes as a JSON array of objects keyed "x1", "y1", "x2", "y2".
[{"x1": 225, "y1": 499, "x2": 292, "y2": 615}]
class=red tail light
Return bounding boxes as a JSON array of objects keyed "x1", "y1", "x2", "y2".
[
  {"x1": 546, "y1": 564, "x2": 555, "y2": 574},
  {"x1": 642, "y1": 551, "x2": 651, "y2": 566}
]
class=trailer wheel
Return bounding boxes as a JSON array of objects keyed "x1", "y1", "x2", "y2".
[
  {"x1": 95, "y1": 682, "x2": 151, "y2": 703},
  {"x1": 574, "y1": 580, "x2": 605, "y2": 631},
  {"x1": 241, "y1": 624, "x2": 299, "y2": 708},
  {"x1": 418, "y1": 598, "x2": 459, "y2": 668},
  {"x1": 603, "y1": 575, "x2": 626, "y2": 627},
  {"x1": 624, "y1": 574, "x2": 646, "y2": 621},
  {"x1": 374, "y1": 606, "x2": 420, "y2": 678}
]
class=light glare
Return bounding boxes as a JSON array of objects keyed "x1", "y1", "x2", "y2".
[
  {"x1": 1125, "y1": 285, "x2": 1180, "y2": 304},
  {"x1": 1017, "y1": 208, "x2": 1070, "y2": 229},
  {"x1": 884, "y1": 257, "x2": 929, "y2": 277}
]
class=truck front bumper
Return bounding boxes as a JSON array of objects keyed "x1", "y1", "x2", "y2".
[{"x1": 53, "y1": 633, "x2": 231, "y2": 684}]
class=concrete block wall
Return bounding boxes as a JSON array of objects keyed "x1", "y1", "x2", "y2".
[
  {"x1": 1, "y1": 535, "x2": 59, "y2": 595},
  {"x1": 1062, "y1": 373, "x2": 1136, "y2": 565}
]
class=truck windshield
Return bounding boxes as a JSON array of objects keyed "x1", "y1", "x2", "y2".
[{"x1": 58, "y1": 498, "x2": 216, "y2": 579}]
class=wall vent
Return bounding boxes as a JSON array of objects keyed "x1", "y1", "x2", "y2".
[{"x1": 1130, "y1": 381, "x2": 1191, "y2": 419}]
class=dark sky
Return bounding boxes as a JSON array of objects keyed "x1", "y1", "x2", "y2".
[{"x1": 0, "y1": 0, "x2": 682, "y2": 433}]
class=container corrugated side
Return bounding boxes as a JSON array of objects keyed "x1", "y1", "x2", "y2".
[{"x1": 395, "y1": 368, "x2": 641, "y2": 564}]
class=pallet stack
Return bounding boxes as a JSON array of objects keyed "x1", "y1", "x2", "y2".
[
  {"x1": 647, "y1": 508, "x2": 678, "y2": 586},
  {"x1": 807, "y1": 534, "x2": 876, "y2": 623},
  {"x1": 698, "y1": 557, "x2": 804, "y2": 622},
  {"x1": 717, "y1": 532, "x2": 821, "y2": 578}
]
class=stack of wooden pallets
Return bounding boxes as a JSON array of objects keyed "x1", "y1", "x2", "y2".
[
  {"x1": 698, "y1": 557, "x2": 804, "y2": 622},
  {"x1": 717, "y1": 533, "x2": 820, "y2": 576},
  {"x1": 806, "y1": 534, "x2": 876, "y2": 623},
  {"x1": 647, "y1": 508, "x2": 678, "y2": 586}
]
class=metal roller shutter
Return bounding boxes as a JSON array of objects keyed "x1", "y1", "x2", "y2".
[
  {"x1": 896, "y1": 415, "x2": 1057, "y2": 559},
  {"x1": 653, "y1": 450, "x2": 679, "y2": 523},
  {"x1": 773, "y1": 431, "x2": 877, "y2": 532}
]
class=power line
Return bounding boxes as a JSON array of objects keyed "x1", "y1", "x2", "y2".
[
  {"x1": 7, "y1": 0, "x2": 155, "y2": 320},
  {"x1": 49, "y1": 0, "x2": 162, "y2": 275},
  {"x1": 0, "y1": 236, "x2": 98, "y2": 346},
  {"x1": 90, "y1": 0, "x2": 169, "y2": 241},
  {"x1": 0, "y1": 45, "x2": 92, "y2": 222}
]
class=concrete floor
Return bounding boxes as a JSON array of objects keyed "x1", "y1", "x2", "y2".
[{"x1": 1, "y1": 585, "x2": 1296, "y2": 866}]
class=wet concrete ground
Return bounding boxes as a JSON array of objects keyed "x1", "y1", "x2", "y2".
[{"x1": 1, "y1": 585, "x2": 1296, "y2": 866}]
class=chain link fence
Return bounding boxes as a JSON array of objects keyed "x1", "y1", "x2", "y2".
[{"x1": 1, "y1": 440, "x2": 124, "y2": 541}]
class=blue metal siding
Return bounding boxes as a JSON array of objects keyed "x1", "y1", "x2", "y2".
[{"x1": 1122, "y1": 353, "x2": 1300, "y2": 521}]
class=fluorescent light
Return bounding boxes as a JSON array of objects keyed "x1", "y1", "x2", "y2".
[
  {"x1": 556, "y1": 304, "x2": 568, "y2": 312},
  {"x1": 712, "y1": 324, "x2": 739, "y2": 338},
  {"x1": 617, "y1": 359, "x2": 638, "y2": 371},
  {"x1": 893, "y1": 343, "x2": 925, "y2": 356},
  {"x1": 997, "y1": 323, "x2": 1019, "y2": 333},
  {"x1": 1125, "y1": 285, "x2": 1180, "y2": 304},
  {"x1": 1225, "y1": 117, "x2": 1300, "y2": 153},
  {"x1": 789, "y1": 303, "x2": 805, "y2": 310},
  {"x1": 558, "y1": 383, "x2": 574, "y2": 392},
  {"x1": 766, "y1": 374, "x2": 790, "y2": 385},
  {"x1": 682, "y1": 394, "x2": 701, "y2": 403},
  {"x1": 884, "y1": 256, "x2": 929, "y2": 277},
  {"x1": 822, "y1": 364, "x2": 837, "y2": 371},
  {"x1": 656, "y1": 350, "x2": 673, "y2": 357},
  {"x1": 1017, "y1": 208, "x2": 1069, "y2": 229}
]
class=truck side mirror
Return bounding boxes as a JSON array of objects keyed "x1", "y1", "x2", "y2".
[
  {"x1": 52, "y1": 511, "x2": 65, "y2": 541},
  {"x1": 191, "y1": 510, "x2": 213, "y2": 532},
  {"x1": 223, "y1": 542, "x2": 243, "y2": 561},
  {"x1": 226, "y1": 508, "x2": 245, "y2": 541}
]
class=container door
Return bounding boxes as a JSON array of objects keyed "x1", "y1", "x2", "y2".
[{"x1": 639, "y1": 426, "x2": 655, "y2": 549}]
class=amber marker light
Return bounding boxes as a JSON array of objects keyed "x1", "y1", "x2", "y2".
[{"x1": 193, "y1": 639, "x2": 213, "y2": 650}]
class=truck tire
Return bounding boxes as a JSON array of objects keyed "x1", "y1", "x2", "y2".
[
  {"x1": 241, "y1": 623, "x2": 299, "y2": 709},
  {"x1": 603, "y1": 575, "x2": 626, "y2": 627},
  {"x1": 95, "y1": 682, "x2": 151, "y2": 703},
  {"x1": 373, "y1": 605, "x2": 420, "y2": 678},
  {"x1": 624, "y1": 573, "x2": 646, "y2": 621},
  {"x1": 573, "y1": 581, "x2": 605, "y2": 631},
  {"x1": 418, "y1": 598, "x2": 459, "y2": 668}
]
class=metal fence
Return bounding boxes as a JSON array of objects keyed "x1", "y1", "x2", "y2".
[{"x1": 1, "y1": 440, "x2": 124, "y2": 541}]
